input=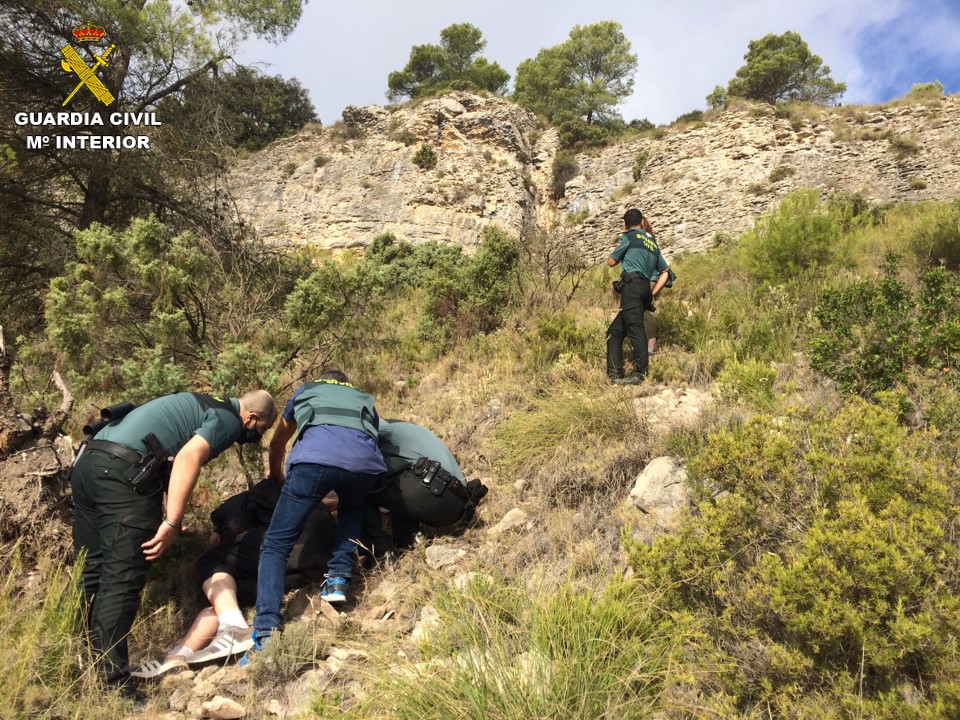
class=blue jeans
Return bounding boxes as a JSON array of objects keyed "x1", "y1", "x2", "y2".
[{"x1": 253, "y1": 463, "x2": 376, "y2": 637}]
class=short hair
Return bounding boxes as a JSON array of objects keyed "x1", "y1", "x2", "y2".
[
  {"x1": 239, "y1": 389, "x2": 277, "y2": 421},
  {"x1": 318, "y1": 369, "x2": 350, "y2": 384},
  {"x1": 623, "y1": 208, "x2": 644, "y2": 227}
]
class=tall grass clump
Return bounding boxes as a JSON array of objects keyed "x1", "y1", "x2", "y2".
[
  {"x1": 492, "y1": 377, "x2": 640, "y2": 479},
  {"x1": 626, "y1": 397, "x2": 960, "y2": 716},
  {"x1": 347, "y1": 574, "x2": 677, "y2": 720},
  {"x1": 0, "y1": 548, "x2": 123, "y2": 718}
]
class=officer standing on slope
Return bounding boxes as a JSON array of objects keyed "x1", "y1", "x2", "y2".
[{"x1": 606, "y1": 208, "x2": 670, "y2": 384}]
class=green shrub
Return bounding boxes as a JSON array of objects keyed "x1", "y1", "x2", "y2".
[
  {"x1": 811, "y1": 257, "x2": 960, "y2": 396},
  {"x1": 889, "y1": 133, "x2": 921, "y2": 158},
  {"x1": 43, "y1": 218, "x2": 297, "y2": 397},
  {"x1": 528, "y1": 311, "x2": 601, "y2": 366},
  {"x1": 738, "y1": 189, "x2": 846, "y2": 284},
  {"x1": 626, "y1": 399, "x2": 960, "y2": 715},
  {"x1": 631, "y1": 151, "x2": 649, "y2": 181},
  {"x1": 550, "y1": 152, "x2": 579, "y2": 199},
  {"x1": 906, "y1": 80, "x2": 945, "y2": 101},
  {"x1": 673, "y1": 109, "x2": 704, "y2": 124},
  {"x1": 412, "y1": 143, "x2": 438, "y2": 169},
  {"x1": 768, "y1": 164, "x2": 795, "y2": 183},
  {"x1": 715, "y1": 357, "x2": 777, "y2": 408},
  {"x1": 419, "y1": 227, "x2": 521, "y2": 344}
]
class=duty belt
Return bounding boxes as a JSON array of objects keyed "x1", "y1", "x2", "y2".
[
  {"x1": 85, "y1": 439, "x2": 142, "y2": 465},
  {"x1": 621, "y1": 271, "x2": 648, "y2": 283}
]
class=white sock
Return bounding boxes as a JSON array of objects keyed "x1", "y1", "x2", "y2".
[
  {"x1": 218, "y1": 610, "x2": 248, "y2": 629},
  {"x1": 167, "y1": 645, "x2": 193, "y2": 658}
]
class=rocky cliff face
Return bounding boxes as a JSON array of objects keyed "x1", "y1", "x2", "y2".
[
  {"x1": 230, "y1": 92, "x2": 960, "y2": 262},
  {"x1": 229, "y1": 93, "x2": 544, "y2": 252}
]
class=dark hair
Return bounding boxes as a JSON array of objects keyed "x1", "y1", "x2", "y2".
[
  {"x1": 623, "y1": 208, "x2": 643, "y2": 227},
  {"x1": 318, "y1": 369, "x2": 350, "y2": 384}
]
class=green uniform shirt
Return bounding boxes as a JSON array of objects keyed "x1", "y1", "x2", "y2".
[
  {"x1": 378, "y1": 420, "x2": 466, "y2": 486},
  {"x1": 609, "y1": 229, "x2": 669, "y2": 280},
  {"x1": 96, "y1": 392, "x2": 242, "y2": 459}
]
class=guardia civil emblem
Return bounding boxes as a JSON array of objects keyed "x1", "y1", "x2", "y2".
[{"x1": 60, "y1": 22, "x2": 116, "y2": 106}]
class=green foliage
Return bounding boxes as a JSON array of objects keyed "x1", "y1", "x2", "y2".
[
  {"x1": 349, "y1": 575, "x2": 675, "y2": 719},
  {"x1": 811, "y1": 257, "x2": 960, "y2": 396},
  {"x1": 889, "y1": 133, "x2": 921, "y2": 158},
  {"x1": 413, "y1": 143, "x2": 438, "y2": 170},
  {"x1": 627, "y1": 399, "x2": 960, "y2": 715},
  {"x1": 706, "y1": 84, "x2": 728, "y2": 110},
  {"x1": 715, "y1": 357, "x2": 777, "y2": 408},
  {"x1": 673, "y1": 109, "x2": 704, "y2": 124},
  {"x1": 631, "y1": 151, "x2": 649, "y2": 181},
  {"x1": 528, "y1": 311, "x2": 601, "y2": 366},
  {"x1": 907, "y1": 81, "x2": 945, "y2": 100},
  {"x1": 627, "y1": 118, "x2": 654, "y2": 132},
  {"x1": 768, "y1": 164, "x2": 796, "y2": 182},
  {"x1": 164, "y1": 66, "x2": 318, "y2": 153},
  {"x1": 550, "y1": 152, "x2": 579, "y2": 199},
  {"x1": 725, "y1": 31, "x2": 846, "y2": 105},
  {"x1": 514, "y1": 21, "x2": 637, "y2": 132},
  {"x1": 386, "y1": 23, "x2": 510, "y2": 102},
  {"x1": 43, "y1": 217, "x2": 298, "y2": 398},
  {"x1": 738, "y1": 189, "x2": 852, "y2": 284},
  {"x1": 419, "y1": 226, "x2": 522, "y2": 344}
]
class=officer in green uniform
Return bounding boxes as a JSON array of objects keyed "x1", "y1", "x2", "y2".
[
  {"x1": 606, "y1": 208, "x2": 671, "y2": 384},
  {"x1": 361, "y1": 420, "x2": 472, "y2": 560},
  {"x1": 71, "y1": 389, "x2": 277, "y2": 687}
]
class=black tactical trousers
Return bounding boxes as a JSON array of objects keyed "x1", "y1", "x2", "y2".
[
  {"x1": 71, "y1": 449, "x2": 161, "y2": 685},
  {"x1": 606, "y1": 278, "x2": 651, "y2": 379}
]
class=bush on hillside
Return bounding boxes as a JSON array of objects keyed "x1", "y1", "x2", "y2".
[
  {"x1": 550, "y1": 152, "x2": 579, "y2": 199},
  {"x1": 412, "y1": 143, "x2": 438, "y2": 169},
  {"x1": 43, "y1": 218, "x2": 298, "y2": 398},
  {"x1": 419, "y1": 226, "x2": 522, "y2": 343},
  {"x1": 811, "y1": 256, "x2": 960, "y2": 396},
  {"x1": 627, "y1": 398, "x2": 960, "y2": 716},
  {"x1": 739, "y1": 189, "x2": 862, "y2": 284}
]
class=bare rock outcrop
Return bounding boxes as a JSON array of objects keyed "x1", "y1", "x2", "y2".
[
  {"x1": 230, "y1": 92, "x2": 547, "y2": 251},
  {"x1": 231, "y1": 93, "x2": 960, "y2": 264}
]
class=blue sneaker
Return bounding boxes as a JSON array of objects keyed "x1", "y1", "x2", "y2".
[
  {"x1": 238, "y1": 630, "x2": 267, "y2": 667},
  {"x1": 321, "y1": 576, "x2": 348, "y2": 604}
]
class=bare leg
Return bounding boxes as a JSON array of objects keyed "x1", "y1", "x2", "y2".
[
  {"x1": 178, "y1": 572, "x2": 244, "y2": 652},
  {"x1": 180, "y1": 607, "x2": 219, "y2": 653},
  {"x1": 203, "y1": 572, "x2": 242, "y2": 615}
]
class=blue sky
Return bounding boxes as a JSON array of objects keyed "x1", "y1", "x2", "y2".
[{"x1": 235, "y1": 0, "x2": 960, "y2": 126}]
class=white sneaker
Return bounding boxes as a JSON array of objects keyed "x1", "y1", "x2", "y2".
[
  {"x1": 187, "y1": 626, "x2": 254, "y2": 664},
  {"x1": 130, "y1": 653, "x2": 189, "y2": 679}
]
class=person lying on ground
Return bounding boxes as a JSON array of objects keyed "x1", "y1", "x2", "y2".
[{"x1": 131, "y1": 480, "x2": 335, "y2": 678}]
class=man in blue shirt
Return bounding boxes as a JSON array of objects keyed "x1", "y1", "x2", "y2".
[
  {"x1": 607, "y1": 208, "x2": 671, "y2": 384},
  {"x1": 244, "y1": 370, "x2": 386, "y2": 663}
]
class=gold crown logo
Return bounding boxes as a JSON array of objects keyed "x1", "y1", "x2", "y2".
[{"x1": 72, "y1": 21, "x2": 105, "y2": 43}]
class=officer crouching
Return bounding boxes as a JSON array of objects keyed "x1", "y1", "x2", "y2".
[{"x1": 70, "y1": 389, "x2": 277, "y2": 690}]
